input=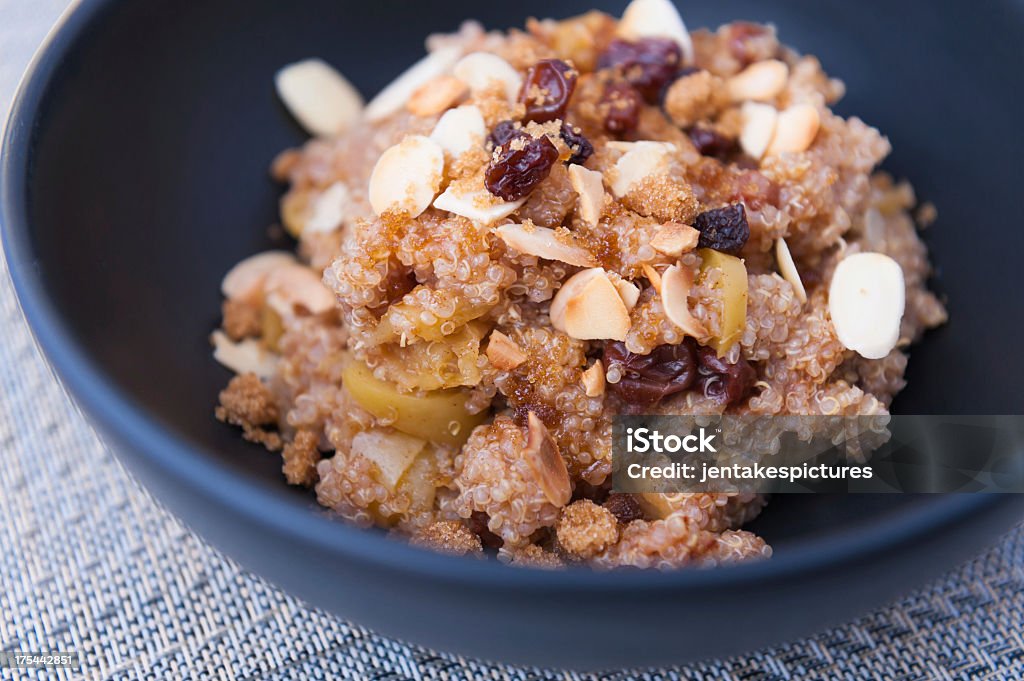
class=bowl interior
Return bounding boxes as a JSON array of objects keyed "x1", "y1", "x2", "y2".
[{"x1": 7, "y1": 0, "x2": 1024, "y2": 552}]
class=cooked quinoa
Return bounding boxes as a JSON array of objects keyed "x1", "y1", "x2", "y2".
[{"x1": 212, "y1": 0, "x2": 946, "y2": 569}]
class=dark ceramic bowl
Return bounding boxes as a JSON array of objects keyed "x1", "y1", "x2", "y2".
[{"x1": 3, "y1": 0, "x2": 1024, "y2": 669}]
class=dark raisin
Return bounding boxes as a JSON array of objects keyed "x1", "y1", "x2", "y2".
[
  {"x1": 603, "y1": 493, "x2": 645, "y2": 524},
  {"x1": 693, "y1": 204, "x2": 749, "y2": 254},
  {"x1": 694, "y1": 344, "x2": 757, "y2": 406},
  {"x1": 485, "y1": 134, "x2": 559, "y2": 201},
  {"x1": 559, "y1": 122, "x2": 594, "y2": 165},
  {"x1": 520, "y1": 59, "x2": 578, "y2": 124},
  {"x1": 600, "y1": 82, "x2": 643, "y2": 134},
  {"x1": 688, "y1": 125, "x2": 737, "y2": 160},
  {"x1": 597, "y1": 38, "x2": 682, "y2": 103},
  {"x1": 488, "y1": 120, "x2": 525, "y2": 148},
  {"x1": 604, "y1": 340, "x2": 697, "y2": 412}
]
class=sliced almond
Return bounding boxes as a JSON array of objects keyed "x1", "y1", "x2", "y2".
[
  {"x1": 275, "y1": 59, "x2": 364, "y2": 137},
  {"x1": 775, "y1": 237, "x2": 807, "y2": 304},
  {"x1": 563, "y1": 271, "x2": 632, "y2": 341},
  {"x1": 211, "y1": 330, "x2": 279, "y2": 379},
  {"x1": 263, "y1": 264, "x2": 336, "y2": 316},
  {"x1": 567, "y1": 165, "x2": 605, "y2": 228},
  {"x1": 828, "y1": 252, "x2": 905, "y2": 359},
  {"x1": 726, "y1": 59, "x2": 789, "y2": 103},
  {"x1": 496, "y1": 223, "x2": 597, "y2": 267},
  {"x1": 524, "y1": 412, "x2": 572, "y2": 506},
  {"x1": 368, "y1": 135, "x2": 445, "y2": 217},
  {"x1": 453, "y1": 52, "x2": 522, "y2": 101},
  {"x1": 612, "y1": 277, "x2": 641, "y2": 311},
  {"x1": 365, "y1": 46, "x2": 462, "y2": 122},
  {"x1": 739, "y1": 101, "x2": 779, "y2": 160},
  {"x1": 351, "y1": 429, "x2": 427, "y2": 492},
  {"x1": 433, "y1": 184, "x2": 525, "y2": 224},
  {"x1": 429, "y1": 105, "x2": 486, "y2": 159},
  {"x1": 486, "y1": 330, "x2": 527, "y2": 370},
  {"x1": 407, "y1": 75, "x2": 468, "y2": 116},
  {"x1": 609, "y1": 141, "x2": 675, "y2": 198},
  {"x1": 766, "y1": 104, "x2": 820, "y2": 155},
  {"x1": 651, "y1": 222, "x2": 700, "y2": 257},
  {"x1": 221, "y1": 251, "x2": 297, "y2": 302},
  {"x1": 305, "y1": 181, "x2": 350, "y2": 234},
  {"x1": 617, "y1": 0, "x2": 694, "y2": 63},
  {"x1": 581, "y1": 360, "x2": 606, "y2": 397},
  {"x1": 642, "y1": 263, "x2": 663, "y2": 293},
  {"x1": 660, "y1": 264, "x2": 708, "y2": 338}
]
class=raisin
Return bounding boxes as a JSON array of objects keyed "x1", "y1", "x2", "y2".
[
  {"x1": 520, "y1": 59, "x2": 578, "y2": 124},
  {"x1": 559, "y1": 122, "x2": 594, "y2": 165},
  {"x1": 694, "y1": 344, "x2": 756, "y2": 406},
  {"x1": 485, "y1": 134, "x2": 559, "y2": 201},
  {"x1": 488, "y1": 120, "x2": 525, "y2": 148},
  {"x1": 688, "y1": 125, "x2": 737, "y2": 160},
  {"x1": 600, "y1": 82, "x2": 643, "y2": 134},
  {"x1": 604, "y1": 340, "x2": 697, "y2": 412},
  {"x1": 604, "y1": 493, "x2": 644, "y2": 524},
  {"x1": 693, "y1": 204, "x2": 749, "y2": 254},
  {"x1": 597, "y1": 38, "x2": 682, "y2": 103}
]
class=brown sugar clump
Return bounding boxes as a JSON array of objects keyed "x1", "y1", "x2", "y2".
[
  {"x1": 622, "y1": 175, "x2": 700, "y2": 224},
  {"x1": 505, "y1": 544, "x2": 564, "y2": 569},
  {"x1": 556, "y1": 499, "x2": 620, "y2": 559},
  {"x1": 411, "y1": 521, "x2": 484, "y2": 556},
  {"x1": 281, "y1": 429, "x2": 320, "y2": 487},
  {"x1": 215, "y1": 373, "x2": 282, "y2": 450},
  {"x1": 222, "y1": 298, "x2": 261, "y2": 340}
]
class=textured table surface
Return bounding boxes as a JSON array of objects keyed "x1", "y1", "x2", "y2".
[{"x1": 2, "y1": 2, "x2": 1024, "y2": 679}]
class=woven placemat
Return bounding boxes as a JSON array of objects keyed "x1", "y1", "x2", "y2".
[{"x1": 2, "y1": 3, "x2": 1024, "y2": 679}]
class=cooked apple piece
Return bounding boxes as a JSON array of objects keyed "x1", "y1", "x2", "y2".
[
  {"x1": 342, "y1": 358, "x2": 486, "y2": 446},
  {"x1": 698, "y1": 248, "x2": 748, "y2": 356}
]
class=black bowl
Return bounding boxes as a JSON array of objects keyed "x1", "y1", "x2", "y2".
[{"x1": 3, "y1": 0, "x2": 1024, "y2": 669}]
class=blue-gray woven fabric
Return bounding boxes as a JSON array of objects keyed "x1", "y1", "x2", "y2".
[{"x1": 2, "y1": 3, "x2": 1023, "y2": 679}]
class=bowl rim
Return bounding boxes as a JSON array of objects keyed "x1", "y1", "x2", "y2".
[{"x1": 0, "y1": 0, "x2": 1006, "y2": 594}]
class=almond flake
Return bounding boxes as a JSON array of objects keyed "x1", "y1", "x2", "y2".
[
  {"x1": 581, "y1": 360, "x2": 606, "y2": 397},
  {"x1": 726, "y1": 59, "x2": 789, "y2": 102},
  {"x1": 524, "y1": 412, "x2": 572, "y2": 506},
  {"x1": 407, "y1": 75, "x2": 468, "y2": 116},
  {"x1": 486, "y1": 330, "x2": 527, "y2": 370},
  {"x1": 212, "y1": 330, "x2": 279, "y2": 379},
  {"x1": 221, "y1": 251, "x2": 297, "y2": 302},
  {"x1": 609, "y1": 141, "x2": 675, "y2": 198},
  {"x1": 650, "y1": 222, "x2": 700, "y2": 257},
  {"x1": 453, "y1": 52, "x2": 523, "y2": 101},
  {"x1": 365, "y1": 46, "x2": 462, "y2": 121},
  {"x1": 828, "y1": 252, "x2": 905, "y2": 359},
  {"x1": 739, "y1": 101, "x2": 778, "y2": 160},
  {"x1": 275, "y1": 59, "x2": 364, "y2": 137},
  {"x1": 368, "y1": 135, "x2": 444, "y2": 217},
  {"x1": 429, "y1": 105, "x2": 486, "y2": 159},
  {"x1": 496, "y1": 223, "x2": 597, "y2": 267},
  {"x1": 617, "y1": 0, "x2": 694, "y2": 63},
  {"x1": 766, "y1": 103, "x2": 821, "y2": 155},
  {"x1": 567, "y1": 165, "x2": 605, "y2": 228},
  {"x1": 775, "y1": 237, "x2": 807, "y2": 304},
  {"x1": 433, "y1": 184, "x2": 525, "y2": 224},
  {"x1": 660, "y1": 264, "x2": 708, "y2": 338}
]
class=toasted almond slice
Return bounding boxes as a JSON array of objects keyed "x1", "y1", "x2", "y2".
[
  {"x1": 612, "y1": 277, "x2": 641, "y2": 311},
  {"x1": 559, "y1": 270, "x2": 632, "y2": 341},
  {"x1": 365, "y1": 46, "x2": 462, "y2": 121},
  {"x1": 582, "y1": 360, "x2": 606, "y2": 397},
  {"x1": 486, "y1": 330, "x2": 527, "y2": 370},
  {"x1": 433, "y1": 184, "x2": 525, "y2": 224},
  {"x1": 651, "y1": 222, "x2": 700, "y2": 257},
  {"x1": 567, "y1": 165, "x2": 605, "y2": 228},
  {"x1": 369, "y1": 135, "x2": 445, "y2": 217},
  {"x1": 305, "y1": 181, "x2": 351, "y2": 234},
  {"x1": 617, "y1": 0, "x2": 694, "y2": 63},
  {"x1": 609, "y1": 141, "x2": 675, "y2": 198},
  {"x1": 275, "y1": 59, "x2": 364, "y2": 137},
  {"x1": 221, "y1": 251, "x2": 297, "y2": 302},
  {"x1": 496, "y1": 223, "x2": 597, "y2": 267},
  {"x1": 453, "y1": 52, "x2": 522, "y2": 101},
  {"x1": 263, "y1": 264, "x2": 336, "y2": 316},
  {"x1": 828, "y1": 252, "x2": 905, "y2": 359},
  {"x1": 351, "y1": 429, "x2": 427, "y2": 492},
  {"x1": 727, "y1": 59, "x2": 789, "y2": 102},
  {"x1": 661, "y1": 264, "x2": 708, "y2": 337},
  {"x1": 775, "y1": 237, "x2": 807, "y2": 304},
  {"x1": 642, "y1": 263, "x2": 663, "y2": 293},
  {"x1": 430, "y1": 105, "x2": 486, "y2": 159},
  {"x1": 766, "y1": 104, "x2": 820, "y2": 155},
  {"x1": 408, "y1": 75, "x2": 468, "y2": 116},
  {"x1": 739, "y1": 101, "x2": 779, "y2": 160},
  {"x1": 524, "y1": 412, "x2": 572, "y2": 506},
  {"x1": 211, "y1": 330, "x2": 279, "y2": 378}
]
